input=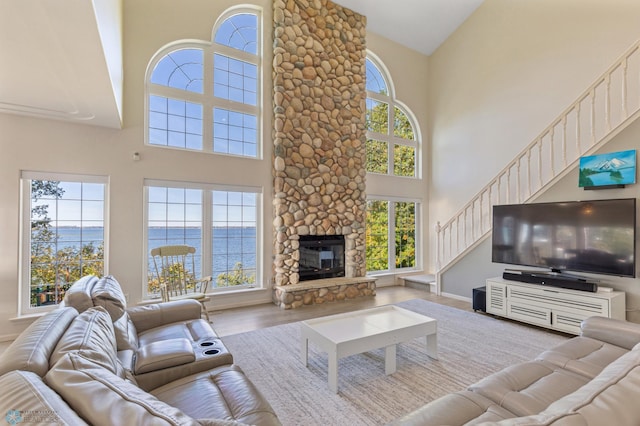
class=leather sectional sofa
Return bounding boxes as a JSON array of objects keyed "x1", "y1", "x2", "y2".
[
  {"x1": 392, "y1": 316, "x2": 640, "y2": 425},
  {"x1": 0, "y1": 275, "x2": 280, "y2": 425}
]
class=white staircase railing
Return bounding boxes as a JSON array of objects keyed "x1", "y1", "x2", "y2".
[{"x1": 436, "y1": 40, "x2": 640, "y2": 278}]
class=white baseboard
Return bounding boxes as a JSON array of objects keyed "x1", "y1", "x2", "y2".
[
  {"x1": 0, "y1": 333, "x2": 19, "y2": 343},
  {"x1": 440, "y1": 291, "x2": 471, "y2": 303}
]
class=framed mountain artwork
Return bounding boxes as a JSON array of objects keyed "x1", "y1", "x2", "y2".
[{"x1": 578, "y1": 149, "x2": 636, "y2": 189}]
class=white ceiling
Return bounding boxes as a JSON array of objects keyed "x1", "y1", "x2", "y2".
[
  {"x1": 337, "y1": 0, "x2": 484, "y2": 56},
  {"x1": 0, "y1": 0, "x2": 483, "y2": 130}
]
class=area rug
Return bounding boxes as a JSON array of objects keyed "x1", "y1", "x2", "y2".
[{"x1": 221, "y1": 299, "x2": 569, "y2": 426}]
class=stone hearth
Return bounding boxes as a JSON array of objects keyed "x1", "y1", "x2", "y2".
[
  {"x1": 273, "y1": 277, "x2": 376, "y2": 309},
  {"x1": 271, "y1": 0, "x2": 371, "y2": 308}
]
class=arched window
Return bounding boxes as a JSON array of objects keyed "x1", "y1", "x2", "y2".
[
  {"x1": 365, "y1": 55, "x2": 419, "y2": 177},
  {"x1": 365, "y1": 52, "x2": 422, "y2": 274},
  {"x1": 146, "y1": 8, "x2": 261, "y2": 158}
]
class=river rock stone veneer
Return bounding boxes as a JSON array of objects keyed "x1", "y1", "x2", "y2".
[{"x1": 272, "y1": 0, "x2": 370, "y2": 308}]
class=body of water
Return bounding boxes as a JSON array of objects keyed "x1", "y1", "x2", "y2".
[
  {"x1": 586, "y1": 168, "x2": 635, "y2": 186},
  {"x1": 54, "y1": 226, "x2": 257, "y2": 278}
]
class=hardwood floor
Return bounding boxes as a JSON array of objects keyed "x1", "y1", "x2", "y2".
[
  {"x1": 0, "y1": 286, "x2": 471, "y2": 354},
  {"x1": 210, "y1": 286, "x2": 471, "y2": 337}
]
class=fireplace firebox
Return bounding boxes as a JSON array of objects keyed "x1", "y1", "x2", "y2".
[{"x1": 298, "y1": 235, "x2": 345, "y2": 281}]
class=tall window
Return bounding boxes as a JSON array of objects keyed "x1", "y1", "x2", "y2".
[
  {"x1": 146, "y1": 9, "x2": 261, "y2": 158},
  {"x1": 365, "y1": 52, "x2": 421, "y2": 274},
  {"x1": 20, "y1": 172, "x2": 108, "y2": 313},
  {"x1": 366, "y1": 198, "x2": 419, "y2": 273},
  {"x1": 145, "y1": 180, "x2": 260, "y2": 297},
  {"x1": 365, "y1": 56, "x2": 419, "y2": 177}
]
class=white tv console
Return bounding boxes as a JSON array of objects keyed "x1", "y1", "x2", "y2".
[{"x1": 486, "y1": 277, "x2": 626, "y2": 335}]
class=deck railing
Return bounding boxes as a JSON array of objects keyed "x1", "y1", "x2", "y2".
[{"x1": 435, "y1": 40, "x2": 640, "y2": 280}]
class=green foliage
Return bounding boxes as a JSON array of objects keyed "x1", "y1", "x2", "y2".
[
  {"x1": 365, "y1": 101, "x2": 415, "y2": 177},
  {"x1": 393, "y1": 107, "x2": 414, "y2": 140},
  {"x1": 365, "y1": 200, "x2": 416, "y2": 272},
  {"x1": 395, "y1": 202, "x2": 416, "y2": 268},
  {"x1": 366, "y1": 139, "x2": 388, "y2": 174},
  {"x1": 149, "y1": 262, "x2": 200, "y2": 297},
  {"x1": 579, "y1": 168, "x2": 595, "y2": 187},
  {"x1": 610, "y1": 170, "x2": 623, "y2": 180},
  {"x1": 216, "y1": 262, "x2": 255, "y2": 287},
  {"x1": 366, "y1": 99, "x2": 388, "y2": 134},
  {"x1": 366, "y1": 201, "x2": 389, "y2": 272},
  {"x1": 579, "y1": 167, "x2": 625, "y2": 187},
  {"x1": 394, "y1": 144, "x2": 415, "y2": 177},
  {"x1": 29, "y1": 180, "x2": 104, "y2": 307}
]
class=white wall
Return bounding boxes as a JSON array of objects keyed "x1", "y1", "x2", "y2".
[
  {"x1": 0, "y1": 0, "x2": 430, "y2": 339},
  {"x1": 428, "y1": 0, "x2": 640, "y2": 272},
  {"x1": 365, "y1": 32, "x2": 430, "y2": 279},
  {"x1": 431, "y1": 0, "x2": 640, "y2": 320},
  {"x1": 441, "y1": 118, "x2": 640, "y2": 322}
]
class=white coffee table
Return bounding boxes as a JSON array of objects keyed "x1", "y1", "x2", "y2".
[{"x1": 300, "y1": 305, "x2": 438, "y2": 393}]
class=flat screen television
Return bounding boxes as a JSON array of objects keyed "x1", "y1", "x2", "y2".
[{"x1": 492, "y1": 198, "x2": 636, "y2": 278}]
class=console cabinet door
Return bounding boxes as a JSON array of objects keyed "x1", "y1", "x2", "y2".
[
  {"x1": 486, "y1": 280, "x2": 507, "y2": 316},
  {"x1": 507, "y1": 300, "x2": 551, "y2": 328}
]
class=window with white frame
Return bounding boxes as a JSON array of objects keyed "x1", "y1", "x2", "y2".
[
  {"x1": 366, "y1": 198, "x2": 419, "y2": 273},
  {"x1": 146, "y1": 8, "x2": 261, "y2": 158},
  {"x1": 365, "y1": 52, "x2": 421, "y2": 274},
  {"x1": 365, "y1": 55, "x2": 419, "y2": 177},
  {"x1": 20, "y1": 172, "x2": 108, "y2": 313},
  {"x1": 145, "y1": 180, "x2": 261, "y2": 297}
]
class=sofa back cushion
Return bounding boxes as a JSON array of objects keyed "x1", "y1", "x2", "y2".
[
  {"x1": 114, "y1": 312, "x2": 139, "y2": 351},
  {"x1": 0, "y1": 370, "x2": 88, "y2": 425},
  {"x1": 60, "y1": 275, "x2": 99, "y2": 313},
  {"x1": 546, "y1": 346, "x2": 640, "y2": 424},
  {"x1": 494, "y1": 347, "x2": 640, "y2": 425},
  {"x1": 45, "y1": 352, "x2": 199, "y2": 426},
  {"x1": 0, "y1": 307, "x2": 78, "y2": 377},
  {"x1": 91, "y1": 275, "x2": 127, "y2": 321},
  {"x1": 50, "y1": 307, "x2": 124, "y2": 378}
]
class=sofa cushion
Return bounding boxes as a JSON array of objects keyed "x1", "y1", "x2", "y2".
[
  {"x1": 127, "y1": 299, "x2": 206, "y2": 333},
  {"x1": 45, "y1": 352, "x2": 200, "y2": 426},
  {"x1": 580, "y1": 315, "x2": 640, "y2": 350},
  {"x1": 389, "y1": 390, "x2": 516, "y2": 426},
  {"x1": 91, "y1": 275, "x2": 127, "y2": 321},
  {"x1": 543, "y1": 346, "x2": 640, "y2": 425},
  {"x1": 114, "y1": 311, "x2": 139, "y2": 351},
  {"x1": 0, "y1": 307, "x2": 77, "y2": 377},
  {"x1": 50, "y1": 306, "x2": 124, "y2": 378},
  {"x1": 150, "y1": 364, "x2": 281, "y2": 426},
  {"x1": 60, "y1": 275, "x2": 99, "y2": 313},
  {"x1": 536, "y1": 336, "x2": 628, "y2": 379},
  {"x1": 0, "y1": 370, "x2": 89, "y2": 425},
  {"x1": 484, "y1": 348, "x2": 640, "y2": 426},
  {"x1": 468, "y1": 360, "x2": 589, "y2": 417}
]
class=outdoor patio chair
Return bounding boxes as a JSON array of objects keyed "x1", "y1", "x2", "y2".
[{"x1": 150, "y1": 245, "x2": 211, "y2": 321}]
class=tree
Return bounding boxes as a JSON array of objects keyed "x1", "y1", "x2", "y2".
[
  {"x1": 395, "y1": 201, "x2": 416, "y2": 268},
  {"x1": 216, "y1": 262, "x2": 255, "y2": 287},
  {"x1": 365, "y1": 102, "x2": 415, "y2": 177},
  {"x1": 365, "y1": 200, "x2": 416, "y2": 272},
  {"x1": 29, "y1": 180, "x2": 104, "y2": 307},
  {"x1": 366, "y1": 200, "x2": 389, "y2": 271}
]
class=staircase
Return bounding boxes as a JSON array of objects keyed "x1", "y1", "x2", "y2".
[{"x1": 435, "y1": 40, "x2": 640, "y2": 290}]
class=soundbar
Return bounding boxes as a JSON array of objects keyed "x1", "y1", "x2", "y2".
[{"x1": 503, "y1": 271, "x2": 598, "y2": 292}]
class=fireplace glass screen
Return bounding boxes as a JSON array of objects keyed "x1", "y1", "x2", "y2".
[{"x1": 298, "y1": 235, "x2": 345, "y2": 281}]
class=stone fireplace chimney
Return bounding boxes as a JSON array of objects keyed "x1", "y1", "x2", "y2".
[{"x1": 272, "y1": 0, "x2": 369, "y2": 304}]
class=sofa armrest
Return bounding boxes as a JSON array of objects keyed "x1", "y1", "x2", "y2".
[
  {"x1": 127, "y1": 299, "x2": 203, "y2": 332},
  {"x1": 580, "y1": 316, "x2": 640, "y2": 350},
  {"x1": 135, "y1": 338, "x2": 195, "y2": 374}
]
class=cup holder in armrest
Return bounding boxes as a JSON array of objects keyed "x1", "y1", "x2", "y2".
[
  {"x1": 200, "y1": 341, "x2": 216, "y2": 347},
  {"x1": 203, "y1": 349, "x2": 220, "y2": 356}
]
